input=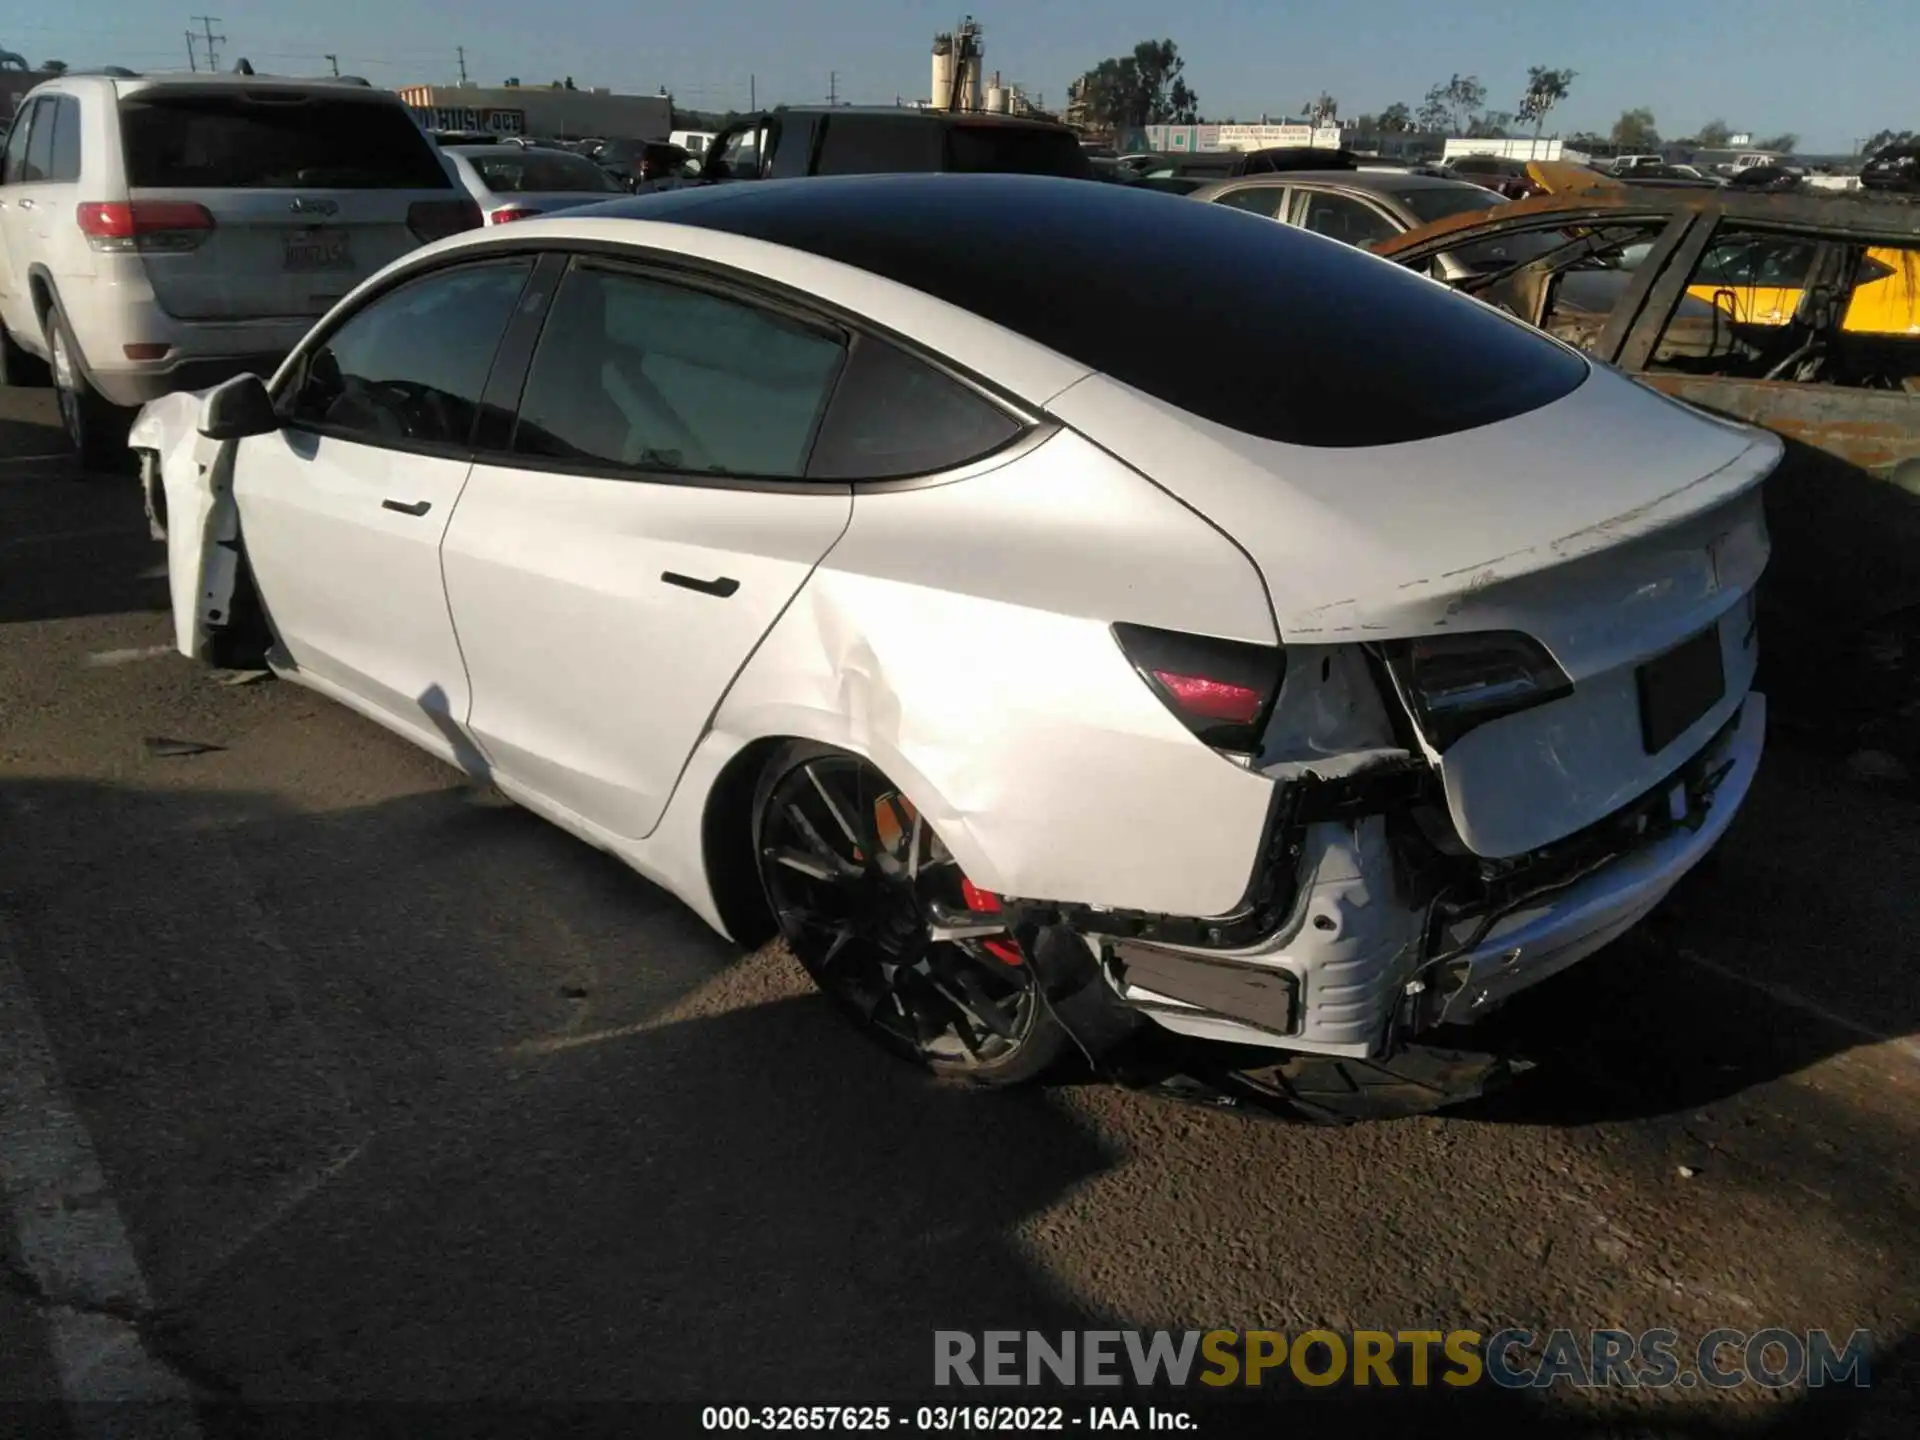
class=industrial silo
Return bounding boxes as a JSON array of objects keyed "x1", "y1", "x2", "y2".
[{"x1": 930, "y1": 33, "x2": 954, "y2": 111}]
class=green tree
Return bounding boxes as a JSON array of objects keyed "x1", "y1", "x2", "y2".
[
  {"x1": 1693, "y1": 118, "x2": 1733, "y2": 148},
  {"x1": 1756, "y1": 132, "x2": 1798, "y2": 153},
  {"x1": 1304, "y1": 92, "x2": 1338, "y2": 126},
  {"x1": 40, "y1": 59, "x2": 68, "y2": 75},
  {"x1": 1516, "y1": 66, "x2": 1575, "y2": 137},
  {"x1": 1863, "y1": 128, "x2": 1918, "y2": 155},
  {"x1": 1469, "y1": 109, "x2": 1515, "y2": 139},
  {"x1": 1611, "y1": 107, "x2": 1660, "y2": 149},
  {"x1": 1075, "y1": 39, "x2": 1200, "y2": 131},
  {"x1": 1417, "y1": 74, "x2": 1486, "y2": 136},
  {"x1": 1377, "y1": 101, "x2": 1413, "y2": 133}
]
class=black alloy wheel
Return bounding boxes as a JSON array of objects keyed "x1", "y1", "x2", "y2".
[{"x1": 753, "y1": 741, "x2": 1066, "y2": 1085}]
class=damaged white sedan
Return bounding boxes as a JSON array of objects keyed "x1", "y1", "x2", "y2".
[{"x1": 131, "y1": 174, "x2": 1777, "y2": 1096}]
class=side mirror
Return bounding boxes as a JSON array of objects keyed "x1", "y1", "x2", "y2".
[{"x1": 198, "y1": 373, "x2": 279, "y2": 441}]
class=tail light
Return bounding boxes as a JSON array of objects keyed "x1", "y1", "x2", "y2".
[
  {"x1": 1112, "y1": 622, "x2": 1286, "y2": 756},
  {"x1": 1398, "y1": 631, "x2": 1573, "y2": 749},
  {"x1": 76, "y1": 201, "x2": 214, "y2": 253},
  {"x1": 486, "y1": 206, "x2": 540, "y2": 225},
  {"x1": 407, "y1": 198, "x2": 483, "y2": 243}
]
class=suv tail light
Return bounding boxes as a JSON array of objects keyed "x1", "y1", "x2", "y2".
[
  {"x1": 76, "y1": 201, "x2": 214, "y2": 253},
  {"x1": 407, "y1": 199, "x2": 483, "y2": 243},
  {"x1": 1112, "y1": 622, "x2": 1286, "y2": 756},
  {"x1": 1397, "y1": 631, "x2": 1573, "y2": 749},
  {"x1": 486, "y1": 206, "x2": 540, "y2": 225}
]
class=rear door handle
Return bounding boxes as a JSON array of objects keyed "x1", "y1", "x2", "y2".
[
  {"x1": 382, "y1": 498, "x2": 432, "y2": 516},
  {"x1": 661, "y1": 571, "x2": 739, "y2": 598}
]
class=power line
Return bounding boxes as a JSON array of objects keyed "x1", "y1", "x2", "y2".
[{"x1": 190, "y1": 15, "x2": 224, "y2": 72}]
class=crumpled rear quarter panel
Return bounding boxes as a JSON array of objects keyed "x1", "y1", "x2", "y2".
[{"x1": 704, "y1": 429, "x2": 1280, "y2": 918}]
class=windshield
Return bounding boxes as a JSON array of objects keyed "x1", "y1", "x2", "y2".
[{"x1": 467, "y1": 150, "x2": 622, "y2": 194}]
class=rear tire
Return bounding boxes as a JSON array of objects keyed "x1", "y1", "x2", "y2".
[
  {"x1": 46, "y1": 309, "x2": 133, "y2": 473},
  {"x1": 751, "y1": 740, "x2": 1067, "y2": 1087},
  {"x1": 0, "y1": 318, "x2": 51, "y2": 388}
]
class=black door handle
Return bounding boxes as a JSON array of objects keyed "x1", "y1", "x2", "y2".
[
  {"x1": 661, "y1": 571, "x2": 739, "y2": 598},
  {"x1": 382, "y1": 499, "x2": 432, "y2": 516}
]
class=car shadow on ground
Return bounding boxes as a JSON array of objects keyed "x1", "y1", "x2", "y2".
[
  {"x1": 0, "y1": 406, "x2": 165, "y2": 626},
  {"x1": 10, "y1": 773, "x2": 1878, "y2": 1435}
]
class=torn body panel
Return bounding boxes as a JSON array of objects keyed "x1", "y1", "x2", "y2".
[
  {"x1": 127, "y1": 390, "x2": 238, "y2": 662},
  {"x1": 698, "y1": 428, "x2": 1282, "y2": 919}
]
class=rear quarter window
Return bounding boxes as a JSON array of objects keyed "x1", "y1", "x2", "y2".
[{"x1": 119, "y1": 93, "x2": 451, "y2": 189}]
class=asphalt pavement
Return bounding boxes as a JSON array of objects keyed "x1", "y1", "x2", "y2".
[{"x1": 1, "y1": 386, "x2": 1917, "y2": 1437}]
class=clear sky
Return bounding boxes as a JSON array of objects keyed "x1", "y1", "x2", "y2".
[{"x1": 7, "y1": 0, "x2": 1912, "y2": 154}]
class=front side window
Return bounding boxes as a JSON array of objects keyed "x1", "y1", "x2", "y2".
[
  {"x1": 512, "y1": 266, "x2": 845, "y2": 478},
  {"x1": 283, "y1": 259, "x2": 533, "y2": 447},
  {"x1": 1295, "y1": 191, "x2": 1399, "y2": 250},
  {"x1": 816, "y1": 117, "x2": 940, "y2": 175}
]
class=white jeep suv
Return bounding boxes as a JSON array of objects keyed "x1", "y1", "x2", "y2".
[{"x1": 0, "y1": 71, "x2": 478, "y2": 467}]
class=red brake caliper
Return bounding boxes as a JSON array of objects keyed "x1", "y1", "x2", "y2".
[{"x1": 960, "y1": 876, "x2": 1024, "y2": 967}]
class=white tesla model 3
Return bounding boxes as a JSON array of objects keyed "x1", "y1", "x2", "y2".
[{"x1": 132, "y1": 174, "x2": 1777, "y2": 1091}]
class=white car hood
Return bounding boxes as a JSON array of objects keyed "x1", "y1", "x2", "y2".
[{"x1": 1046, "y1": 362, "x2": 1781, "y2": 642}]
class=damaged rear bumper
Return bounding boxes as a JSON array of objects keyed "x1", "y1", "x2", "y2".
[{"x1": 1060, "y1": 693, "x2": 1765, "y2": 1059}]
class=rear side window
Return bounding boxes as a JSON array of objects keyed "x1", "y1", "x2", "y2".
[
  {"x1": 1212, "y1": 187, "x2": 1286, "y2": 218},
  {"x1": 283, "y1": 260, "x2": 532, "y2": 448},
  {"x1": 816, "y1": 117, "x2": 941, "y2": 175},
  {"x1": 48, "y1": 96, "x2": 81, "y2": 183},
  {"x1": 469, "y1": 151, "x2": 621, "y2": 193},
  {"x1": 945, "y1": 125, "x2": 1092, "y2": 178},
  {"x1": 807, "y1": 338, "x2": 1022, "y2": 479},
  {"x1": 119, "y1": 93, "x2": 452, "y2": 190},
  {"x1": 512, "y1": 267, "x2": 846, "y2": 478}
]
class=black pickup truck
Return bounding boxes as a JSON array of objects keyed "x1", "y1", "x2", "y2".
[{"x1": 690, "y1": 107, "x2": 1095, "y2": 183}]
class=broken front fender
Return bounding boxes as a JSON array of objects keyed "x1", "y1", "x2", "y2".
[{"x1": 127, "y1": 391, "x2": 236, "y2": 662}]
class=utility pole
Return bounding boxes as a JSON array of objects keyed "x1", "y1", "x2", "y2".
[
  {"x1": 749, "y1": 73, "x2": 755, "y2": 110},
  {"x1": 456, "y1": 45, "x2": 468, "y2": 84},
  {"x1": 827, "y1": 71, "x2": 837, "y2": 106},
  {"x1": 185, "y1": 31, "x2": 198, "y2": 71},
  {"x1": 324, "y1": 53, "x2": 339, "y2": 77},
  {"x1": 191, "y1": 16, "x2": 224, "y2": 72}
]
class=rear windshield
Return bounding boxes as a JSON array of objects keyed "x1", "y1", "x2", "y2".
[
  {"x1": 944, "y1": 125, "x2": 1092, "y2": 178},
  {"x1": 467, "y1": 150, "x2": 621, "y2": 193},
  {"x1": 120, "y1": 93, "x2": 451, "y2": 189}
]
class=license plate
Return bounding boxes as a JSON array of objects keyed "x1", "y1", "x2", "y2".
[
  {"x1": 1636, "y1": 624, "x2": 1726, "y2": 755},
  {"x1": 284, "y1": 229, "x2": 353, "y2": 271}
]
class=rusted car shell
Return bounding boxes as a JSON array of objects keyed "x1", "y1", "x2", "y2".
[{"x1": 1376, "y1": 188, "x2": 1920, "y2": 736}]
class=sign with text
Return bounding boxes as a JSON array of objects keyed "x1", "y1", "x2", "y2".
[{"x1": 410, "y1": 106, "x2": 526, "y2": 135}]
